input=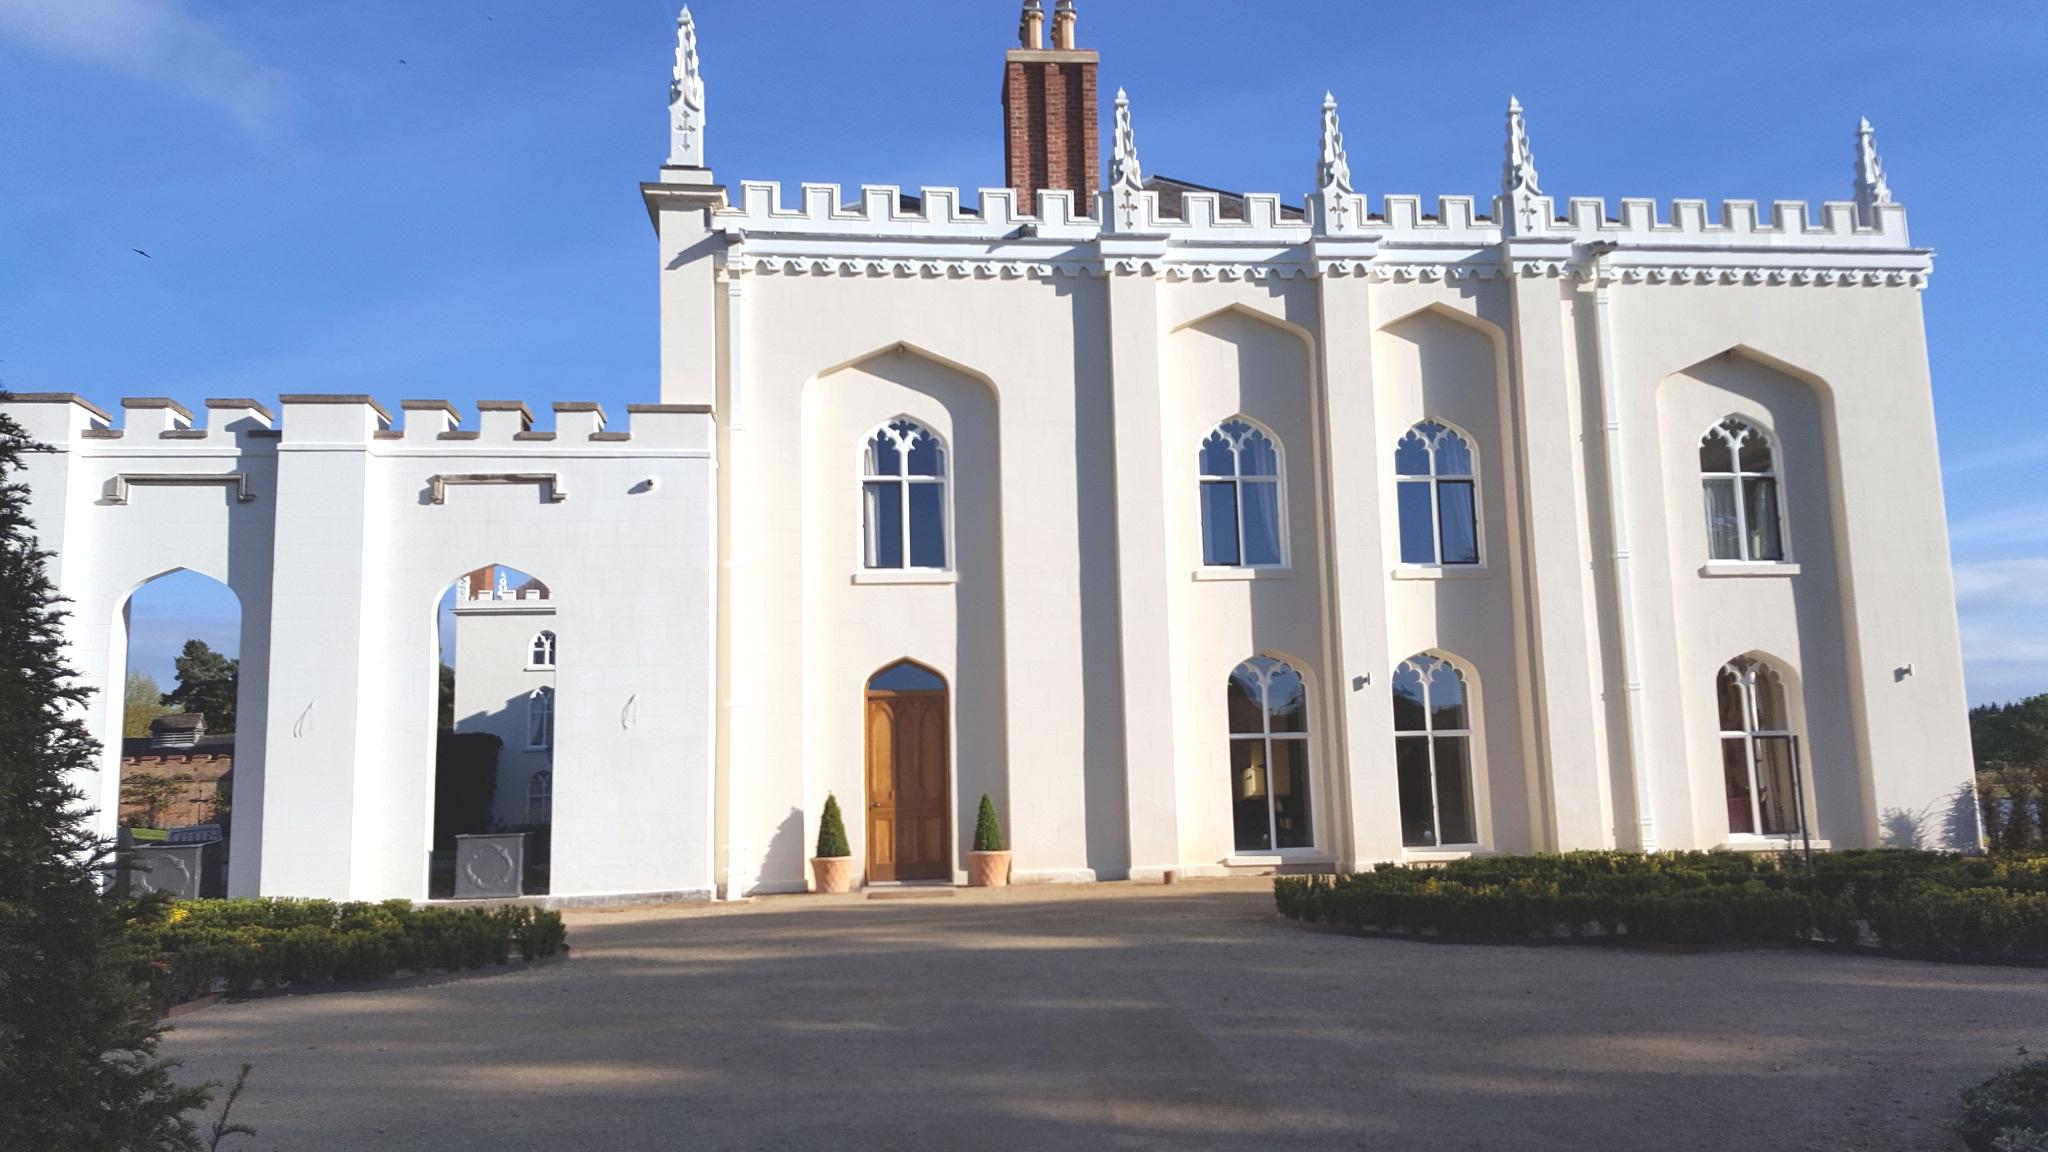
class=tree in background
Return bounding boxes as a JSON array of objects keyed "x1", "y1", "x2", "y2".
[
  {"x1": 120, "y1": 773, "x2": 191, "y2": 830},
  {"x1": 123, "y1": 670, "x2": 181, "y2": 738},
  {"x1": 0, "y1": 404, "x2": 208, "y2": 1147},
  {"x1": 439, "y1": 662, "x2": 456, "y2": 729},
  {"x1": 161, "y1": 639, "x2": 237, "y2": 735},
  {"x1": 1971, "y1": 694, "x2": 2048, "y2": 851}
]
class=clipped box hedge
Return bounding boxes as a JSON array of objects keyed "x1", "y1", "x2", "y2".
[
  {"x1": 1274, "y1": 850, "x2": 2048, "y2": 964},
  {"x1": 127, "y1": 897, "x2": 569, "y2": 1010}
]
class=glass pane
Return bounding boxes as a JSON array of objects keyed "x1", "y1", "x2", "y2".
[
  {"x1": 1238, "y1": 429, "x2": 1279, "y2": 477},
  {"x1": 1438, "y1": 481, "x2": 1479, "y2": 565},
  {"x1": 908, "y1": 482, "x2": 946, "y2": 568},
  {"x1": 1392, "y1": 663, "x2": 1428, "y2": 731},
  {"x1": 1736, "y1": 428, "x2": 1773, "y2": 474},
  {"x1": 1722, "y1": 737, "x2": 1756, "y2": 834},
  {"x1": 905, "y1": 428, "x2": 945, "y2": 477},
  {"x1": 1754, "y1": 736, "x2": 1800, "y2": 836},
  {"x1": 1716, "y1": 666, "x2": 1746, "y2": 732},
  {"x1": 1703, "y1": 479, "x2": 1740, "y2": 560},
  {"x1": 1240, "y1": 480, "x2": 1282, "y2": 566},
  {"x1": 1699, "y1": 430, "x2": 1733, "y2": 473},
  {"x1": 1428, "y1": 661, "x2": 1467, "y2": 731},
  {"x1": 1231, "y1": 739, "x2": 1272, "y2": 852},
  {"x1": 1227, "y1": 665, "x2": 1263, "y2": 734},
  {"x1": 864, "y1": 480, "x2": 903, "y2": 568},
  {"x1": 1198, "y1": 430, "x2": 1235, "y2": 477},
  {"x1": 1394, "y1": 429, "x2": 1431, "y2": 476},
  {"x1": 1745, "y1": 477, "x2": 1783, "y2": 561},
  {"x1": 1271, "y1": 738, "x2": 1314, "y2": 849},
  {"x1": 1265, "y1": 661, "x2": 1307, "y2": 733},
  {"x1": 869, "y1": 662, "x2": 945, "y2": 692},
  {"x1": 1433, "y1": 735, "x2": 1477, "y2": 845},
  {"x1": 1201, "y1": 481, "x2": 1240, "y2": 566},
  {"x1": 1752, "y1": 665, "x2": 1789, "y2": 731},
  {"x1": 1397, "y1": 481, "x2": 1437, "y2": 565},
  {"x1": 1434, "y1": 430, "x2": 1472, "y2": 476},
  {"x1": 866, "y1": 430, "x2": 901, "y2": 476},
  {"x1": 1396, "y1": 736, "x2": 1437, "y2": 846}
]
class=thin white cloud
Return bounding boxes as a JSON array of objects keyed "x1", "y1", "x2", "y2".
[
  {"x1": 0, "y1": 0, "x2": 291, "y2": 138},
  {"x1": 1953, "y1": 558, "x2": 2048, "y2": 607},
  {"x1": 1946, "y1": 434, "x2": 2048, "y2": 476},
  {"x1": 1949, "y1": 504, "x2": 2048, "y2": 547},
  {"x1": 1955, "y1": 558, "x2": 2048, "y2": 702}
]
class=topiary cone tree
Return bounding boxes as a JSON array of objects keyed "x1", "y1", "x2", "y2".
[
  {"x1": 816, "y1": 792, "x2": 851, "y2": 859},
  {"x1": 0, "y1": 403, "x2": 209, "y2": 1148},
  {"x1": 973, "y1": 793, "x2": 1005, "y2": 853}
]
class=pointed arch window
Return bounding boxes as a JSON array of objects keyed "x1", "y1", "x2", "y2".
[
  {"x1": 1718, "y1": 657, "x2": 1803, "y2": 836},
  {"x1": 1226, "y1": 657, "x2": 1313, "y2": 851},
  {"x1": 863, "y1": 419, "x2": 949, "y2": 570},
  {"x1": 1392, "y1": 654, "x2": 1479, "y2": 847},
  {"x1": 527, "y1": 769, "x2": 553, "y2": 824},
  {"x1": 1199, "y1": 419, "x2": 1285, "y2": 568},
  {"x1": 529, "y1": 630, "x2": 557, "y2": 669},
  {"x1": 526, "y1": 686, "x2": 554, "y2": 750},
  {"x1": 1700, "y1": 417, "x2": 1784, "y2": 562},
  {"x1": 1395, "y1": 422, "x2": 1479, "y2": 566}
]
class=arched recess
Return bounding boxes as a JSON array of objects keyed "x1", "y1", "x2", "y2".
[
  {"x1": 797, "y1": 344, "x2": 1004, "y2": 891},
  {"x1": 1224, "y1": 651, "x2": 1323, "y2": 855},
  {"x1": 1389, "y1": 648, "x2": 1491, "y2": 850},
  {"x1": 431, "y1": 562, "x2": 557, "y2": 898},
  {"x1": 1710, "y1": 649, "x2": 1814, "y2": 841},
  {"x1": 108, "y1": 567, "x2": 246, "y2": 899}
]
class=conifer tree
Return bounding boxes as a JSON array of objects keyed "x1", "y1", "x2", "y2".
[{"x1": 0, "y1": 404, "x2": 208, "y2": 1149}]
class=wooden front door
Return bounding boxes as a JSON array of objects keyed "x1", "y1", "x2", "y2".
[{"x1": 865, "y1": 687, "x2": 950, "y2": 882}]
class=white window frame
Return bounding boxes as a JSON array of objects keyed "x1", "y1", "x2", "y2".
[
  {"x1": 1718, "y1": 657, "x2": 1805, "y2": 839},
  {"x1": 1198, "y1": 418, "x2": 1289, "y2": 570},
  {"x1": 1392, "y1": 653, "x2": 1483, "y2": 850},
  {"x1": 528, "y1": 630, "x2": 556, "y2": 670},
  {"x1": 1226, "y1": 656, "x2": 1316, "y2": 853},
  {"x1": 527, "y1": 769, "x2": 552, "y2": 824},
  {"x1": 1394, "y1": 421, "x2": 1482, "y2": 568},
  {"x1": 859, "y1": 417, "x2": 952, "y2": 573},
  {"x1": 526, "y1": 685, "x2": 554, "y2": 750},
  {"x1": 1699, "y1": 416, "x2": 1790, "y2": 563}
]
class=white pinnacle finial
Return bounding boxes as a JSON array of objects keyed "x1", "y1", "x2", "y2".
[
  {"x1": 1503, "y1": 95, "x2": 1541, "y2": 198},
  {"x1": 1110, "y1": 88, "x2": 1142, "y2": 190},
  {"x1": 1317, "y1": 91, "x2": 1352, "y2": 195},
  {"x1": 668, "y1": 7, "x2": 706, "y2": 167},
  {"x1": 1853, "y1": 116, "x2": 1892, "y2": 224}
]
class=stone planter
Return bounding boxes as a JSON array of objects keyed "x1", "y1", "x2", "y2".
[
  {"x1": 969, "y1": 850, "x2": 1011, "y2": 888},
  {"x1": 811, "y1": 855, "x2": 856, "y2": 894},
  {"x1": 454, "y1": 832, "x2": 529, "y2": 899}
]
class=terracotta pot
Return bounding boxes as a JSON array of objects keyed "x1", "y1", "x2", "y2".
[
  {"x1": 811, "y1": 855, "x2": 857, "y2": 894},
  {"x1": 968, "y1": 850, "x2": 1011, "y2": 888}
]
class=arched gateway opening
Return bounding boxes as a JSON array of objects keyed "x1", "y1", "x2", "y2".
[{"x1": 865, "y1": 661, "x2": 951, "y2": 882}]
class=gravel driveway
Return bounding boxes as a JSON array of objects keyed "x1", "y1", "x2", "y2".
[{"x1": 160, "y1": 880, "x2": 2044, "y2": 1150}]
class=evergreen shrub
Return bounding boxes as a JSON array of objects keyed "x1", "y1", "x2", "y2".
[
  {"x1": 974, "y1": 794, "x2": 1005, "y2": 853},
  {"x1": 816, "y1": 793, "x2": 851, "y2": 858}
]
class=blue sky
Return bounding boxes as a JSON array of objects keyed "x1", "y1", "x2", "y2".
[{"x1": 3, "y1": 0, "x2": 2043, "y2": 704}]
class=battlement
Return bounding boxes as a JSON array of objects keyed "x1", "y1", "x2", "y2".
[
  {"x1": 1, "y1": 395, "x2": 713, "y2": 452},
  {"x1": 712, "y1": 181, "x2": 1917, "y2": 255}
]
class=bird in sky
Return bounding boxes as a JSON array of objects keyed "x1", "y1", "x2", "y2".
[{"x1": 131, "y1": 249, "x2": 151, "y2": 259}]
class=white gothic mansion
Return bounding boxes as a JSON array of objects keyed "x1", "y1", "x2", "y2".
[{"x1": 7, "y1": 3, "x2": 1978, "y2": 902}]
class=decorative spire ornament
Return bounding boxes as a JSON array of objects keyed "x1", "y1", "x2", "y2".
[
  {"x1": 1316, "y1": 91, "x2": 1353, "y2": 196},
  {"x1": 1501, "y1": 95, "x2": 1546, "y2": 236},
  {"x1": 1107, "y1": 88, "x2": 1145, "y2": 231},
  {"x1": 1853, "y1": 117, "x2": 1893, "y2": 225},
  {"x1": 1311, "y1": 92, "x2": 1360, "y2": 236},
  {"x1": 668, "y1": 7, "x2": 706, "y2": 167}
]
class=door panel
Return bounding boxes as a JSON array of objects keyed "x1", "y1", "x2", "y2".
[{"x1": 866, "y1": 689, "x2": 950, "y2": 882}]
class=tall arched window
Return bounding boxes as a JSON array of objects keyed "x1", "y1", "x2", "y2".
[
  {"x1": 1395, "y1": 421, "x2": 1479, "y2": 566},
  {"x1": 527, "y1": 769, "x2": 553, "y2": 823},
  {"x1": 1700, "y1": 417, "x2": 1784, "y2": 562},
  {"x1": 1199, "y1": 419, "x2": 1284, "y2": 568},
  {"x1": 863, "y1": 419, "x2": 948, "y2": 570},
  {"x1": 529, "y1": 630, "x2": 556, "y2": 669},
  {"x1": 526, "y1": 686, "x2": 554, "y2": 750},
  {"x1": 1226, "y1": 657, "x2": 1313, "y2": 851},
  {"x1": 1718, "y1": 657, "x2": 1802, "y2": 836},
  {"x1": 1392, "y1": 653, "x2": 1478, "y2": 847}
]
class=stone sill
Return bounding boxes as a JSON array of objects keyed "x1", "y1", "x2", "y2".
[
  {"x1": 1700, "y1": 561, "x2": 1802, "y2": 579},
  {"x1": 851, "y1": 569, "x2": 957, "y2": 586},
  {"x1": 1391, "y1": 564, "x2": 1489, "y2": 581},
  {"x1": 1716, "y1": 837, "x2": 1830, "y2": 853},
  {"x1": 1192, "y1": 566, "x2": 1293, "y2": 582}
]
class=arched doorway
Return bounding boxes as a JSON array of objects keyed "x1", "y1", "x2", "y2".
[{"x1": 865, "y1": 661, "x2": 950, "y2": 882}]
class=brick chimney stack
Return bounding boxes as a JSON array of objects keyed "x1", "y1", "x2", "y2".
[{"x1": 1002, "y1": 0, "x2": 1098, "y2": 217}]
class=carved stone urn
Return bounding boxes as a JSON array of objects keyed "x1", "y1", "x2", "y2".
[{"x1": 811, "y1": 855, "x2": 856, "y2": 894}]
